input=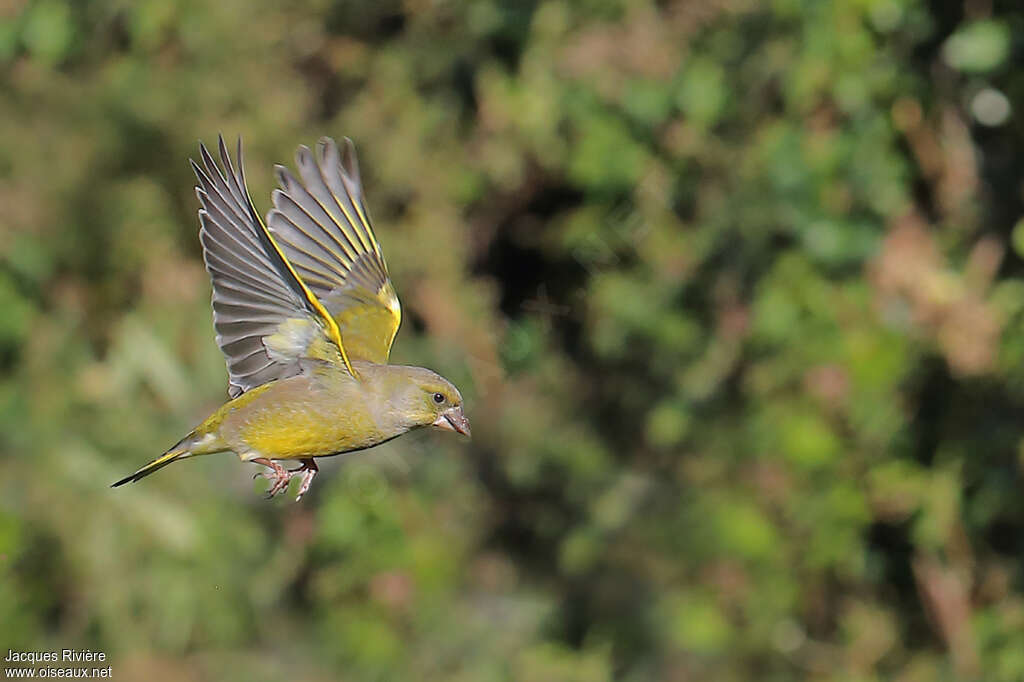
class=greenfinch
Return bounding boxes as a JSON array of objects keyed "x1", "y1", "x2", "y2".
[{"x1": 113, "y1": 136, "x2": 470, "y2": 501}]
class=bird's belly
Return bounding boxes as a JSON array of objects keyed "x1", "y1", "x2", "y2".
[{"x1": 221, "y1": 388, "x2": 385, "y2": 459}]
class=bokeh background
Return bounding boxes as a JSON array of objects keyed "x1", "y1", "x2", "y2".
[{"x1": 3, "y1": 0, "x2": 1024, "y2": 680}]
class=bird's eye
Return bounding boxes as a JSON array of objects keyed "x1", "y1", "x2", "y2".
[{"x1": 433, "y1": 392, "x2": 445, "y2": 404}]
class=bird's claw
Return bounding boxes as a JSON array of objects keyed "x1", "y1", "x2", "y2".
[
  {"x1": 293, "y1": 459, "x2": 319, "y2": 502},
  {"x1": 251, "y1": 458, "x2": 293, "y2": 498},
  {"x1": 259, "y1": 469, "x2": 293, "y2": 498},
  {"x1": 252, "y1": 458, "x2": 318, "y2": 501}
]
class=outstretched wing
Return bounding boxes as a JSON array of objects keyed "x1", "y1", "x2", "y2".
[
  {"x1": 267, "y1": 137, "x2": 401, "y2": 365},
  {"x1": 193, "y1": 136, "x2": 355, "y2": 398}
]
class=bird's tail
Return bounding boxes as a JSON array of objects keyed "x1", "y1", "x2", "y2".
[{"x1": 111, "y1": 435, "x2": 194, "y2": 487}]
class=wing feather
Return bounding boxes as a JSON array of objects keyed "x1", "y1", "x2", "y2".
[
  {"x1": 193, "y1": 136, "x2": 353, "y2": 397},
  {"x1": 268, "y1": 137, "x2": 401, "y2": 365},
  {"x1": 272, "y1": 174, "x2": 362, "y2": 264}
]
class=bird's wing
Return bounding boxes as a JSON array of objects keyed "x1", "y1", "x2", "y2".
[
  {"x1": 267, "y1": 137, "x2": 401, "y2": 365},
  {"x1": 193, "y1": 137, "x2": 356, "y2": 398}
]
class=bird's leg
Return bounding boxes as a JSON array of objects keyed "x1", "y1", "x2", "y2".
[
  {"x1": 252, "y1": 457, "x2": 293, "y2": 498},
  {"x1": 291, "y1": 458, "x2": 318, "y2": 502}
]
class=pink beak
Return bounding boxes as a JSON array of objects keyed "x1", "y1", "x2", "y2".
[{"x1": 433, "y1": 406, "x2": 471, "y2": 438}]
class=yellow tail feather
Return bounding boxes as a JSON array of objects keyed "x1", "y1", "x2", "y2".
[{"x1": 111, "y1": 445, "x2": 190, "y2": 487}]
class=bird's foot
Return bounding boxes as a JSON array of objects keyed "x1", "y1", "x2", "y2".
[
  {"x1": 251, "y1": 457, "x2": 293, "y2": 498},
  {"x1": 251, "y1": 457, "x2": 318, "y2": 501},
  {"x1": 292, "y1": 458, "x2": 318, "y2": 502}
]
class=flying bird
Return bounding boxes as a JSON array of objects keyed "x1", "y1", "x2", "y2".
[{"x1": 113, "y1": 136, "x2": 470, "y2": 501}]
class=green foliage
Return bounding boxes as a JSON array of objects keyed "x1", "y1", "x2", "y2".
[
  {"x1": 943, "y1": 19, "x2": 1011, "y2": 73},
  {"x1": 3, "y1": 0, "x2": 1024, "y2": 680}
]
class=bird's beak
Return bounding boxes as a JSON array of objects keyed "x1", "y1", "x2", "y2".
[{"x1": 433, "y1": 405, "x2": 471, "y2": 438}]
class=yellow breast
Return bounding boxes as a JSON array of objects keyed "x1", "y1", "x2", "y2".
[{"x1": 214, "y1": 373, "x2": 386, "y2": 459}]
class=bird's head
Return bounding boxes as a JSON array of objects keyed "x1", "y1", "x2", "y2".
[{"x1": 384, "y1": 366, "x2": 470, "y2": 438}]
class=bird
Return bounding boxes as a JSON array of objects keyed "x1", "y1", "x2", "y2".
[{"x1": 112, "y1": 136, "x2": 470, "y2": 501}]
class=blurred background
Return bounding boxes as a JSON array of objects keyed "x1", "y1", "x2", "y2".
[{"x1": 2, "y1": 0, "x2": 1024, "y2": 680}]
